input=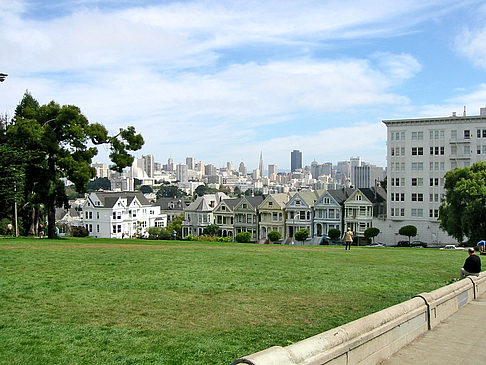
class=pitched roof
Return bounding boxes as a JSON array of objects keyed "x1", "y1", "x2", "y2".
[
  {"x1": 327, "y1": 188, "x2": 356, "y2": 204},
  {"x1": 154, "y1": 197, "x2": 190, "y2": 210},
  {"x1": 359, "y1": 187, "x2": 387, "y2": 203},
  {"x1": 91, "y1": 191, "x2": 151, "y2": 208}
]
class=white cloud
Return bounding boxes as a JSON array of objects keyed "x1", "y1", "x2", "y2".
[{"x1": 456, "y1": 27, "x2": 486, "y2": 69}]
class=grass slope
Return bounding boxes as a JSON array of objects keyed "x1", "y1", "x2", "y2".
[{"x1": 0, "y1": 238, "x2": 466, "y2": 364}]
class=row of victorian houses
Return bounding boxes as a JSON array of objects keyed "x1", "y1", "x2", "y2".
[
  {"x1": 181, "y1": 187, "x2": 386, "y2": 244},
  {"x1": 57, "y1": 187, "x2": 386, "y2": 244}
]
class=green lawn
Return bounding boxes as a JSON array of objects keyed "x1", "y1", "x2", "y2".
[{"x1": 0, "y1": 238, "x2": 466, "y2": 364}]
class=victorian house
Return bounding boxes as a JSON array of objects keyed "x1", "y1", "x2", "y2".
[
  {"x1": 233, "y1": 196, "x2": 264, "y2": 242},
  {"x1": 258, "y1": 193, "x2": 291, "y2": 242}
]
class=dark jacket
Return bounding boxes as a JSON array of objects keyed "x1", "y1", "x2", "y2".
[{"x1": 464, "y1": 254, "x2": 481, "y2": 273}]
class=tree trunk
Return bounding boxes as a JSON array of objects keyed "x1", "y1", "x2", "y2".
[{"x1": 28, "y1": 207, "x2": 36, "y2": 235}]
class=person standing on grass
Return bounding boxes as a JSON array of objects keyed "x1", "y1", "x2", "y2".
[
  {"x1": 343, "y1": 227, "x2": 353, "y2": 250},
  {"x1": 460, "y1": 247, "x2": 481, "y2": 278},
  {"x1": 6, "y1": 223, "x2": 13, "y2": 236}
]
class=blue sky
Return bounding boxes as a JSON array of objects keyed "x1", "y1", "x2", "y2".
[{"x1": 1, "y1": 0, "x2": 486, "y2": 171}]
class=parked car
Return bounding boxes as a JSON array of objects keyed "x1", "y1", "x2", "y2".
[
  {"x1": 367, "y1": 242, "x2": 386, "y2": 247},
  {"x1": 410, "y1": 240, "x2": 427, "y2": 248},
  {"x1": 397, "y1": 240, "x2": 410, "y2": 247}
]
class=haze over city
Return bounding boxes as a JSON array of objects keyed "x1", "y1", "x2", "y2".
[{"x1": 1, "y1": 0, "x2": 486, "y2": 169}]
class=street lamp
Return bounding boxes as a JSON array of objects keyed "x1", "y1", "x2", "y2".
[{"x1": 0, "y1": 73, "x2": 7, "y2": 82}]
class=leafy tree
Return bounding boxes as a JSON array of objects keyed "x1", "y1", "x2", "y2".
[
  {"x1": 139, "y1": 185, "x2": 153, "y2": 194},
  {"x1": 364, "y1": 227, "x2": 380, "y2": 243},
  {"x1": 328, "y1": 228, "x2": 341, "y2": 241},
  {"x1": 203, "y1": 223, "x2": 220, "y2": 236},
  {"x1": 87, "y1": 177, "x2": 111, "y2": 191},
  {"x1": 167, "y1": 213, "x2": 184, "y2": 239},
  {"x1": 194, "y1": 184, "x2": 218, "y2": 197},
  {"x1": 268, "y1": 230, "x2": 282, "y2": 243},
  {"x1": 156, "y1": 185, "x2": 186, "y2": 198},
  {"x1": 235, "y1": 231, "x2": 252, "y2": 243},
  {"x1": 6, "y1": 92, "x2": 144, "y2": 238},
  {"x1": 399, "y1": 225, "x2": 417, "y2": 244},
  {"x1": 294, "y1": 228, "x2": 309, "y2": 244},
  {"x1": 439, "y1": 161, "x2": 486, "y2": 245}
]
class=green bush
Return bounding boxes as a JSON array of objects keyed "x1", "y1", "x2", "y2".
[
  {"x1": 268, "y1": 230, "x2": 282, "y2": 243},
  {"x1": 185, "y1": 234, "x2": 195, "y2": 241},
  {"x1": 147, "y1": 227, "x2": 171, "y2": 240},
  {"x1": 294, "y1": 228, "x2": 309, "y2": 243},
  {"x1": 328, "y1": 228, "x2": 341, "y2": 241},
  {"x1": 0, "y1": 218, "x2": 12, "y2": 235},
  {"x1": 71, "y1": 226, "x2": 89, "y2": 237},
  {"x1": 235, "y1": 232, "x2": 252, "y2": 243}
]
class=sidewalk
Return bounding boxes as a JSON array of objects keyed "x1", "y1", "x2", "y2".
[{"x1": 381, "y1": 294, "x2": 486, "y2": 365}]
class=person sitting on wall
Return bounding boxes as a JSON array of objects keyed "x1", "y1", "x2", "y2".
[{"x1": 460, "y1": 247, "x2": 481, "y2": 278}]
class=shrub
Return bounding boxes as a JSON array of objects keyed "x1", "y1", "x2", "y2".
[
  {"x1": 185, "y1": 234, "x2": 195, "y2": 241},
  {"x1": 235, "y1": 232, "x2": 252, "y2": 243},
  {"x1": 328, "y1": 228, "x2": 341, "y2": 241},
  {"x1": 147, "y1": 227, "x2": 171, "y2": 240},
  {"x1": 71, "y1": 226, "x2": 89, "y2": 237},
  {"x1": 203, "y1": 224, "x2": 220, "y2": 236},
  {"x1": 0, "y1": 218, "x2": 12, "y2": 235},
  {"x1": 294, "y1": 228, "x2": 309, "y2": 244},
  {"x1": 268, "y1": 230, "x2": 282, "y2": 243}
]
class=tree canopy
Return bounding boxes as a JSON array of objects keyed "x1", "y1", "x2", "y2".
[
  {"x1": 398, "y1": 225, "x2": 417, "y2": 243},
  {"x1": 156, "y1": 185, "x2": 186, "y2": 198},
  {"x1": 87, "y1": 177, "x2": 111, "y2": 191},
  {"x1": 364, "y1": 227, "x2": 380, "y2": 243},
  {"x1": 267, "y1": 230, "x2": 282, "y2": 243},
  {"x1": 439, "y1": 161, "x2": 486, "y2": 244},
  {"x1": 4, "y1": 92, "x2": 144, "y2": 238}
]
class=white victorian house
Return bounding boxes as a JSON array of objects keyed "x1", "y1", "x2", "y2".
[
  {"x1": 81, "y1": 191, "x2": 167, "y2": 238},
  {"x1": 284, "y1": 190, "x2": 323, "y2": 243}
]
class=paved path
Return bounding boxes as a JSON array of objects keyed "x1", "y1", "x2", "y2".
[{"x1": 381, "y1": 294, "x2": 486, "y2": 365}]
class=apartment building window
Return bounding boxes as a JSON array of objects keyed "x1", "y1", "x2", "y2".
[
  {"x1": 300, "y1": 211, "x2": 306, "y2": 220},
  {"x1": 411, "y1": 178, "x2": 423, "y2": 186},
  {"x1": 451, "y1": 145, "x2": 457, "y2": 155},
  {"x1": 429, "y1": 193, "x2": 439, "y2": 202},
  {"x1": 411, "y1": 208, "x2": 423, "y2": 217},
  {"x1": 464, "y1": 146, "x2": 470, "y2": 155},
  {"x1": 85, "y1": 212, "x2": 89, "y2": 219},
  {"x1": 411, "y1": 193, "x2": 423, "y2": 202},
  {"x1": 112, "y1": 212, "x2": 116, "y2": 219},
  {"x1": 411, "y1": 162, "x2": 423, "y2": 171},
  {"x1": 429, "y1": 209, "x2": 439, "y2": 218},
  {"x1": 412, "y1": 131, "x2": 423, "y2": 140},
  {"x1": 96, "y1": 212, "x2": 100, "y2": 219},
  {"x1": 464, "y1": 130, "x2": 471, "y2": 139},
  {"x1": 430, "y1": 130, "x2": 445, "y2": 140},
  {"x1": 430, "y1": 178, "x2": 439, "y2": 186},
  {"x1": 451, "y1": 130, "x2": 457, "y2": 139},
  {"x1": 329, "y1": 209, "x2": 335, "y2": 219},
  {"x1": 112, "y1": 225, "x2": 116, "y2": 233},
  {"x1": 412, "y1": 147, "x2": 423, "y2": 155},
  {"x1": 117, "y1": 225, "x2": 122, "y2": 233}
]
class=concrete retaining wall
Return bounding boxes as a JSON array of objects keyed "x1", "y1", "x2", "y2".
[{"x1": 232, "y1": 272, "x2": 486, "y2": 365}]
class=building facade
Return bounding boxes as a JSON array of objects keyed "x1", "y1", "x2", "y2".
[
  {"x1": 291, "y1": 150, "x2": 302, "y2": 172},
  {"x1": 383, "y1": 108, "x2": 486, "y2": 245}
]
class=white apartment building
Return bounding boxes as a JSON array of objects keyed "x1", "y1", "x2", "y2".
[
  {"x1": 383, "y1": 107, "x2": 486, "y2": 245},
  {"x1": 81, "y1": 191, "x2": 167, "y2": 239}
]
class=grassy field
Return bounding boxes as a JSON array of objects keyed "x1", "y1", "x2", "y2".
[{"x1": 0, "y1": 237, "x2": 467, "y2": 364}]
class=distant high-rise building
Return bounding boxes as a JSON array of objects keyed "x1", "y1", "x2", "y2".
[
  {"x1": 205, "y1": 164, "x2": 217, "y2": 176},
  {"x1": 176, "y1": 164, "x2": 188, "y2": 182},
  {"x1": 92, "y1": 162, "x2": 109, "y2": 178},
  {"x1": 268, "y1": 164, "x2": 277, "y2": 176},
  {"x1": 239, "y1": 162, "x2": 247, "y2": 176},
  {"x1": 291, "y1": 150, "x2": 302, "y2": 172},
  {"x1": 259, "y1": 152, "x2": 264, "y2": 177},
  {"x1": 142, "y1": 154, "x2": 154, "y2": 178},
  {"x1": 186, "y1": 157, "x2": 195, "y2": 170},
  {"x1": 195, "y1": 161, "x2": 205, "y2": 173},
  {"x1": 167, "y1": 157, "x2": 174, "y2": 171},
  {"x1": 352, "y1": 163, "x2": 385, "y2": 189},
  {"x1": 227, "y1": 161, "x2": 234, "y2": 171}
]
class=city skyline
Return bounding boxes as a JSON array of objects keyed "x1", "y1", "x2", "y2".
[{"x1": 1, "y1": 1, "x2": 486, "y2": 169}]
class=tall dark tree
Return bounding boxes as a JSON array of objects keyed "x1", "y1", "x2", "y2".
[
  {"x1": 6, "y1": 92, "x2": 144, "y2": 238},
  {"x1": 439, "y1": 161, "x2": 486, "y2": 245}
]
